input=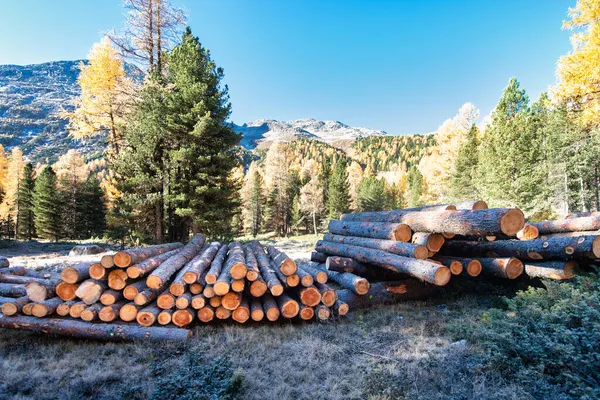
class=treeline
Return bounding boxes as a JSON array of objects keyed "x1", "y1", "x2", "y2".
[
  {"x1": 0, "y1": 148, "x2": 106, "y2": 241},
  {"x1": 352, "y1": 134, "x2": 434, "y2": 174}
]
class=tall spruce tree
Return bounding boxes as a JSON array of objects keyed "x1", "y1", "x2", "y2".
[
  {"x1": 449, "y1": 124, "x2": 480, "y2": 201},
  {"x1": 357, "y1": 176, "x2": 388, "y2": 211},
  {"x1": 406, "y1": 166, "x2": 425, "y2": 207},
  {"x1": 33, "y1": 167, "x2": 61, "y2": 241},
  {"x1": 79, "y1": 175, "x2": 107, "y2": 238},
  {"x1": 328, "y1": 160, "x2": 350, "y2": 219},
  {"x1": 17, "y1": 163, "x2": 35, "y2": 240}
]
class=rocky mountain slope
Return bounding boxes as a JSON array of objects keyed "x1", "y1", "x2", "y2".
[{"x1": 0, "y1": 60, "x2": 388, "y2": 162}]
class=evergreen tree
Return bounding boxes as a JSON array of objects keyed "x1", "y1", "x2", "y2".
[
  {"x1": 79, "y1": 175, "x2": 107, "y2": 238},
  {"x1": 17, "y1": 163, "x2": 35, "y2": 240},
  {"x1": 319, "y1": 157, "x2": 332, "y2": 208},
  {"x1": 406, "y1": 166, "x2": 425, "y2": 207},
  {"x1": 290, "y1": 194, "x2": 302, "y2": 232},
  {"x1": 449, "y1": 124, "x2": 480, "y2": 201},
  {"x1": 328, "y1": 160, "x2": 350, "y2": 219},
  {"x1": 249, "y1": 169, "x2": 264, "y2": 237},
  {"x1": 33, "y1": 167, "x2": 61, "y2": 241},
  {"x1": 357, "y1": 176, "x2": 388, "y2": 211}
]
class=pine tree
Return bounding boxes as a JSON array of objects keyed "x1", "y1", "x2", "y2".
[
  {"x1": 17, "y1": 163, "x2": 35, "y2": 240},
  {"x1": 300, "y1": 176, "x2": 325, "y2": 235},
  {"x1": 248, "y1": 169, "x2": 264, "y2": 237},
  {"x1": 357, "y1": 176, "x2": 388, "y2": 211},
  {"x1": 33, "y1": 167, "x2": 61, "y2": 242},
  {"x1": 79, "y1": 175, "x2": 107, "y2": 238},
  {"x1": 449, "y1": 124, "x2": 480, "y2": 201},
  {"x1": 406, "y1": 166, "x2": 425, "y2": 207},
  {"x1": 328, "y1": 160, "x2": 350, "y2": 219}
]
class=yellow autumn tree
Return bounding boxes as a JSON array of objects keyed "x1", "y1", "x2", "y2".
[
  {"x1": 53, "y1": 149, "x2": 90, "y2": 189},
  {"x1": 347, "y1": 161, "x2": 364, "y2": 210},
  {"x1": 66, "y1": 36, "x2": 135, "y2": 156},
  {"x1": 0, "y1": 145, "x2": 9, "y2": 199},
  {"x1": 0, "y1": 148, "x2": 24, "y2": 227},
  {"x1": 554, "y1": 0, "x2": 600, "y2": 128}
]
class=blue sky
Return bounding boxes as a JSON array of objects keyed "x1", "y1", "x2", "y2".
[{"x1": 0, "y1": 0, "x2": 573, "y2": 134}]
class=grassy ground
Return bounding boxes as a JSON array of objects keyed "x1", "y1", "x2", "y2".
[{"x1": 0, "y1": 238, "x2": 568, "y2": 399}]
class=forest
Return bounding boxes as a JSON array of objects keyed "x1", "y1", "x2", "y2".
[{"x1": 0, "y1": 0, "x2": 599, "y2": 245}]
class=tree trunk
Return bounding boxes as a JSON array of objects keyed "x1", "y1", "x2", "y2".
[
  {"x1": 0, "y1": 314, "x2": 192, "y2": 341},
  {"x1": 146, "y1": 234, "x2": 205, "y2": 289},
  {"x1": 439, "y1": 235, "x2": 600, "y2": 260},
  {"x1": 477, "y1": 257, "x2": 524, "y2": 279},
  {"x1": 68, "y1": 302, "x2": 87, "y2": 318},
  {"x1": 290, "y1": 286, "x2": 321, "y2": 307},
  {"x1": 99, "y1": 300, "x2": 128, "y2": 322},
  {"x1": 232, "y1": 297, "x2": 250, "y2": 323},
  {"x1": 134, "y1": 287, "x2": 161, "y2": 306},
  {"x1": 316, "y1": 266, "x2": 370, "y2": 295},
  {"x1": 316, "y1": 240, "x2": 451, "y2": 286},
  {"x1": 328, "y1": 220, "x2": 412, "y2": 242},
  {"x1": 157, "y1": 309, "x2": 173, "y2": 325},
  {"x1": 107, "y1": 269, "x2": 128, "y2": 290},
  {"x1": 0, "y1": 283, "x2": 27, "y2": 298},
  {"x1": 336, "y1": 280, "x2": 437, "y2": 309},
  {"x1": 197, "y1": 306, "x2": 215, "y2": 323},
  {"x1": 123, "y1": 281, "x2": 148, "y2": 301},
  {"x1": 224, "y1": 242, "x2": 248, "y2": 280},
  {"x1": 89, "y1": 263, "x2": 110, "y2": 280},
  {"x1": 266, "y1": 246, "x2": 297, "y2": 276},
  {"x1": 431, "y1": 255, "x2": 482, "y2": 277},
  {"x1": 191, "y1": 294, "x2": 206, "y2": 310},
  {"x1": 262, "y1": 293, "x2": 280, "y2": 321},
  {"x1": 314, "y1": 282, "x2": 338, "y2": 307},
  {"x1": 75, "y1": 279, "x2": 108, "y2": 305},
  {"x1": 100, "y1": 255, "x2": 115, "y2": 269},
  {"x1": 31, "y1": 297, "x2": 63, "y2": 318},
  {"x1": 182, "y1": 242, "x2": 221, "y2": 284},
  {"x1": 324, "y1": 256, "x2": 373, "y2": 277},
  {"x1": 205, "y1": 244, "x2": 229, "y2": 284},
  {"x1": 299, "y1": 304, "x2": 314, "y2": 320},
  {"x1": 81, "y1": 304, "x2": 104, "y2": 322},
  {"x1": 60, "y1": 262, "x2": 94, "y2": 284},
  {"x1": 323, "y1": 233, "x2": 427, "y2": 259},
  {"x1": 126, "y1": 248, "x2": 181, "y2": 279},
  {"x1": 1, "y1": 295, "x2": 30, "y2": 316},
  {"x1": 299, "y1": 264, "x2": 328, "y2": 284},
  {"x1": 249, "y1": 242, "x2": 283, "y2": 296},
  {"x1": 243, "y1": 245, "x2": 260, "y2": 281},
  {"x1": 295, "y1": 268, "x2": 314, "y2": 287},
  {"x1": 26, "y1": 281, "x2": 57, "y2": 302},
  {"x1": 114, "y1": 242, "x2": 184, "y2": 268},
  {"x1": 250, "y1": 297, "x2": 264, "y2": 321},
  {"x1": 99, "y1": 289, "x2": 123, "y2": 306},
  {"x1": 136, "y1": 305, "x2": 161, "y2": 327},
  {"x1": 310, "y1": 252, "x2": 328, "y2": 263},
  {"x1": 411, "y1": 232, "x2": 445, "y2": 252},
  {"x1": 315, "y1": 305, "x2": 331, "y2": 321},
  {"x1": 524, "y1": 260, "x2": 577, "y2": 280},
  {"x1": 275, "y1": 293, "x2": 299, "y2": 319},
  {"x1": 332, "y1": 299, "x2": 349, "y2": 316},
  {"x1": 530, "y1": 216, "x2": 600, "y2": 235}
]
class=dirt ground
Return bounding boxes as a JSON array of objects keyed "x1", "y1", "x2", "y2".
[{"x1": 0, "y1": 237, "x2": 531, "y2": 400}]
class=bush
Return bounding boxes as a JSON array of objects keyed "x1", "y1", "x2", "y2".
[{"x1": 450, "y1": 273, "x2": 600, "y2": 399}]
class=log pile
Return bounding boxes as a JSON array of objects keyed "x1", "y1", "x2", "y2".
[
  {"x1": 314, "y1": 200, "x2": 597, "y2": 309},
  {"x1": 0, "y1": 235, "x2": 359, "y2": 341}
]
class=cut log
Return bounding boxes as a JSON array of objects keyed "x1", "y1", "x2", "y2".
[
  {"x1": 22, "y1": 303, "x2": 34, "y2": 316},
  {"x1": 440, "y1": 235, "x2": 600, "y2": 260},
  {"x1": 191, "y1": 294, "x2": 206, "y2": 310},
  {"x1": 315, "y1": 305, "x2": 331, "y2": 321},
  {"x1": 231, "y1": 279, "x2": 245, "y2": 292},
  {"x1": 205, "y1": 244, "x2": 229, "y2": 284},
  {"x1": 262, "y1": 293, "x2": 280, "y2": 321},
  {"x1": 275, "y1": 293, "x2": 299, "y2": 318},
  {"x1": 524, "y1": 261, "x2": 577, "y2": 280},
  {"x1": 209, "y1": 296, "x2": 222, "y2": 308},
  {"x1": 146, "y1": 234, "x2": 205, "y2": 289},
  {"x1": 266, "y1": 246, "x2": 297, "y2": 276},
  {"x1": 431, "y1": 255, "x2": 482, "y2": 277},
  {"x1": 341, "y1": 208, "x2": 525, "y2": 237},
  {"x1": 0, "y1": 275, "x2": 59, "y2": 286},
  {"x1": 0, "y1": 314, "x2": 192, "y2": 341},
  {"x1": 314, "y1": 282, "x2": 337, "y2": 307},
  {"x1": 530, "y1": 216, "x2": 600, "y2": 235},
  {"x1": 123, "y1": 281, "x2": 148, "y2": 301},
  {"x1": 310, "y1": 252, "x2": 328, "y2": 263},
  {"x1": 477, "y1": 257, "x2": 524, "y2": 279},
  {"x1": 249, "y1": 241, "x2": 283, "y2": 296},
  {"x1": 1, "y1": 296, "x2": 30, "y2": 316},
  {"x1": 299, "y1": 304, "x2": 314, "y2": 320},
  {"x1": 225, "y1": 242, "x2": 248, "y2": 280},
  {"x1": 215, "y1": 306, "x2": 231, "y2": 320},
  {"x1": 411, "y1": 232, "x2": 445, "y2": 252},
  {"x1": 74, "y1": 279, "x2": 108, "y2": 305},
  {"x1": 322, "y1": 234, "x2": 428, "y2": 259},
  {"x1": 203, "y1": 285, "x2": 215, "y2": 298},
  {"x1": 222, "y1": 292, "x2": 242, "y2": 310},
  {"x1": 232, "y1": 297, "x2": 250, "y2": 323},
  {"x1": 100, "y1": 255, "x2": 115, "y2": 268},
  {"x1": 292, "y1": 285, "x2": 321, "y2": 307},
  {"x1": 99, "y1": 301, "x2": 127, "y2": 322},
  {"x1": 89, "y1": 263, "x2": 109, "y2": 280},
  {"x1": 136, "y1": 305, "x2": 160, "y2": 327},
  {"x1": 316, "y1": 240, "x2": 451, "y2": 286},
  {"x1": 60, "y1": 262, "x2": 93, "y2": 284},
  {"x1": 324, "y1": 256, "x2": 372, "y2": 277},
  {"x1": 99, "y1": 289, "x2": 123, "y2": 306},
  {"x1": 182, "y1": 242, "x2": 221, "y2": 284},
  {"x1": 300, "y1": 264, "x2": 328, "y2": 284},
  {"x1": 244, "y1": 245, "x2": 260, "y2": 281},
  {"x1": 68, "y1": 301, "x2": 87, "y2": 318},
  {"x1": 337, "y1": 280, "x2": 437, "y2": 308},
  {"x1": 328, "y1": 220, "x2": 412, "y2": 243},
  {"x1": 197, "y1": 306, "x2": 215, "y2": 323},
  {"x1": 516, "y1": 224, "x2": 539, "y2": 240},
  {"x1": 250, "y1": 297, "x2": 264, "y2": 321},
  {"x1": 134, "y1": 287, "x2": 161, "y2": 306},
  {"x1": 296, "y1": 267, "x2": 314, "y2": 287},
  {"x1": 249, "y1": 275, "x2": 268, "y2": 297},
  {"x1": 332, "y1": 299, "x2": 349, "y2": 316},
  {"x1": 430, "y1": 258, "x2": 463, "y2": 275},
  {"x1": 81, "y1": 304, "x2": 103, "y2": 322},
  {"x1": 107, "y1": 269, "x2": 128, "y2": 290},
  {"x1": 56, "y1": 300, "x2": 77, "y2": 317},
  {"x1": 157, "y1": 290, "x2": 176, "y2": 310},
  {"x1": 272, "y1": 264, "x2": 299, "y2": 289},
  {"x1": 114, "y1": 242, "x2": 184, "y2": 268},
  {"x1": 119, "y1": 302, "x2": 141, "y2": 322},
  {"x1": 157, "y1": 309, "x2": 173, "y2": 325},
  {"x1": 0, "y1": 283, "x2": 27, "y2": 298},
  {"x1": 316, "y1": 266, "x2": 370, "y2": 295},
  {"x1": 175, "y1": 293, "x2": 192, "y2": 310},
  {"x1": 455, "y1": 200, "x2": 488, "y2": 210},
  {"x1": 189, "y1": 283, "x2": 203, "y2": 295},
  {"x1": 32, "y1": 297, "x2": 63, "y2": 318},
  {"x1": 126, "y1": 248, "x2": 181, "y2": 279}
]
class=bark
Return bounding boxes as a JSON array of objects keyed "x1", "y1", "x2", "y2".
[
  {"x1": 205, "y1": 244, "x2": 229, "y2": 284},
  {"x1": 114, "y1": 242, "x2": 184, "y2": 268},
  {"x1": 146, "y1": 234, "x2": 206, "y2": 289},
  {"x1": 0, "y1": 275, "x2": 59, "y2": 286},
  {"x1": 341, "y1": 208, "x2": 525, "y2": 236},
  {"x1": 311, "y1": 252, "x2": 328, "y2": 263},
  {"x1": 455, "y1": 200, "x2": 488, "y2": 210},
  {"x1": 1, "y1": 295, "x2": 30, "y2": 316},
  {"x1": 316, "y1": 266, "x2": 370, "y2": 295},
  {"x1": 75, "y1": 279, "x2": 108, "y2": 305},
  {"x1": 316, "y1": 240, "x2": 451, "y2": 286},
  {"x1": 530, "y1": 216, "x2": 600, "y2": 235},
  {"x1": 232, "y1": 297, "x2": 250, "y2": 323},
  {"x1": 336, "y1": 280, "x2": 437, "y2": 309},
  {"x1": 99, "y1": 289, "x2": 123, "y2": 306},
  {"x1": 126, "y1": 248, "x2": 181, "y2": 279},
  {"x1": 0, "y1": 314, "x2": 192, "y2": 341},
  {"x1": 0, "y1": 283, "x2": 26, "y2": 298},
  {"x1": 244, "y1": 245, "x2": 260, "y2": 281},
  {"x1": 411, "y1": 232, "x2": 445, "y2": 252},
  {"x1": 524, "y1": 261, "x2": 577, "y2": 280},
  {"x1": 323, "y1": 233, "x2": 428, "y2": 259},
  {"x1": 182, "y1": 242, "x2": 221, "y2": 284},
  {"x1": 324, "y1": 256, "x2": 372, "y2": 277},
  {"x1": 299, "y1": 264, "x2": 328, "y2": 284},
  {"x1": 60, "y1": 263, "x2": 94, "y2": 284},
  {"x1": 81, "y1": 304, "x2": 104, "y2": 322},
  {"x1": 31, "y1": 297, "x2": 63, "y2": 318},
  {"x1": 0, "y1": 258, "x2": 9, "y2": 268},
  {"x1": 249, "y1": 242, "x2": 283, "y2": 296},
  {"x1": 431, "y1": 256, "x2": 482, "y2": 277},
  {"x1": 275, "y1": 292, "x2": 299, "y2": 318},
  {"x1": 440, "y1": 235, "x2": 600, "y2": 260},
  {"x1": 266, "y1": 246, "x2": 297, "y2": 276},
  {"x1": 262, "y1": 293, "x2": 280, "y2": 321},
  {"x1": 328, "y1": 220, "x2": 412, "y2": 242}
]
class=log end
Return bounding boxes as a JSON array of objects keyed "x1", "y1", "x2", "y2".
[
  {"x1": 280, "y1": 259, "x2": 297, "y2": 276},
  {"x1": 427, "y1": 234, "x2": 445, "y2": 252},
  {"x1": 393, "y1": 224, "x2": 413, "y2": 242},
  {"x1": 471, "y1": 200, "x2": 488, "y2": 210},
  {"x1": 232, "y1": 307, "x2": 250, "y2": 323},
  {"x1": 222, "y1": 292, "x2": 242, "y2": 311},
  {"x1": 99, "y1": 307, "x2": 117, "y2": 322},
  {"x1": 205, "y1": 274, "x2": 217, "y2": 285},
  {"x1": 126, "y1": 267, "x2": 140, "y2": 279},
  {"x1": 231, "y1": 279, "x2": 245, "y2": 292},
  {"x1": 301, "y1": 275, "x2": 314, "y2": 287},
  {"x1": 169, "y1": 283, "x2": 186, "y2": 297},
  {"x1": 134, "y1": 293, "x2": 150, "y2": 306},
  {"x1": 172, "y1": 309, "x2": 194, "y2": 327},
  {"x1": 137, "y1": 311, "x2": 157, "y2": 327},
  {"x1": 146, "y1": 275, "x2": 163, "y2": 290},
  {"x1": 286, "y1": 275, "x2": 300, "y2": 288},
  {"x1": 100, "y1": 255, "x2": 115, "y2": 268},
  {"x1": 506, "y1": 258, "x2": 524, "y2": 279},
  {"x1": 414, "y1": 245, "x2": 429, "y2": 260},
  {"x1": 60, "y1": 267, "x2": 79, "y2": 284},
  {"x1": 246, "y1": 270, "x2": 259, "y2": 281},
  {"x1": 300, "y1": 287, "x2": 321, "y2": 307},
  {"x1": 198, "y1": 307, "x2": 215, "y2": 323},
  {"x1": 250, "y1": 280, "x2": 268, "y2": 297},
  {"x1": 89, "y1": 263, "x2": 106, "y2": 280},
  {"x1": 433, "y1": 266, "x2": 451, "y2": 286},
  {"x1": 251, "y1": 308, "x2": 264, "y2": 322},
  {"x1": 500, "y1": 208, "x2": 525, "y2": 236},
  {"x1": 270, "y1": 284, "x2": 284, "y2": 297},
  {"x1": 466, "y1": 260, "x2": 482, "y2": 277},
  {"x1": 157, "y1": 310, "x2": 172, "y2": 325},
  {"x1": 355, "y1": 279, "x2": 370, "y2": 295},
  {"x1": 564, "y1": 261, "x2": 577, "y2": 279},
  {"x1": 31, "y1": 304, "x2": 48, "y2": 318},
  {"x1": 316, "y1": 272, "x2": 328, "y2": 284},
  {"x1": 280, "y1": 300, "x2": 299, "y2": 319},
  {"x1": 230, "y1": 263, "x2": 248, "y2": 280},
  {"x1": 321, "y1": 290, "x2": 337, "y2": 307},
  {"x1": 299, "y1": 306, "x2": 314, "y2": 320},
  {"x1": 182, "y1": 272, "x2": 198, "y2": 285},
  {"x1": 215, "y1": 306, "x2": 231, "y2": 320},
  {"x1": 266, "y1": 308, "x2": 280, "y2": 321},
  {"x1": 449, "y1": 261, "x2": 463, "y2": 276},
  {"x1": 516, "y1": 224, "x2": 539, "y2": 240},
  {"x1": 122, "y1": 287, "x2": 139, "y2": 301},
  {"x1": 213, "y1": 282, "x2": 230, "y2": 296},
  {"x1": 119, "y1": 304, "x2": 139, "y2": 322},
  {"x1": 99, "y1": 293, "x2": 116, "y2": 306},
  {"x1": 80, "y1": 309, "x2": 96, "y2": 322},
  {"x1": 191, "y1": 296, "x2": 206, "y2": 310},
  {"x1": 113, "y1": 252, "x2": 131, "y2": 268},
  {"x1": 316, "y1": 305, "x2": 331, "y2": 321},
  {"x1": 336, "y1": 302, "x2": 349, "y2": 316},
  {"x1": 1, "y1": 303, "x2": 18, "y2": 316},
  {"x1": 69, "y1": 303, "x2": 86, "y2": 318},
  {"x1": 26, "y1": 282, "x2": 51, "y2": 303},
  {"x1": 592, "y1": 236, "x2": 600, "y2": 259}
]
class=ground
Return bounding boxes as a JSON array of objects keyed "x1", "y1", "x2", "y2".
[{"x1": 0, "y1": 236, "x2": 536, "y2": 400}]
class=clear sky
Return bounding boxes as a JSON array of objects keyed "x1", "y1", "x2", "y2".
[{"x1": 0, "y1": 0, "x2": 573, "y2": 134}]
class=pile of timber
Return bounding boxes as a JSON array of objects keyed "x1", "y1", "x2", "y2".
[
  {"x1": 0, "y1": 235, "x2": 357, "y2": 341},
  {"x1": 312, "y1": 200, "x2": 596, "y2": 309}
]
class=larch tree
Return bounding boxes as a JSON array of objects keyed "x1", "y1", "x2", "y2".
[
  {"x1": 66, "y1": 37, "x2": 135, "y2": 157},
  {"x1": 554, "y1": 0, "x2": 600, "y2": 129},
  {"x1": 0, "y1": 148, "x2": 24, "y2": 237},
  {"x1": 264, "y1": 141, "x2": 292, "y2": 235},
  {"x1": 0, "y1": 145, "x2": 8, "y2": 205},
  {"x1": 346, "y1": 161, "x2": 363, "y2": 210},
  {"x1": 16, "y1": 163, "x2": 35, "y2": 240},
  {"x1": 33, "y1": 167, "x2": 61, "y2": 242},
  {"x1": 241, "y1": 162, "x2": 264, "y2": 237},
  {"x1": 449, "y1": 124, "x2": 480, "y2": 201},
  {"x1": 300, "y1": 176, "x2": 325, "y2": 235}
]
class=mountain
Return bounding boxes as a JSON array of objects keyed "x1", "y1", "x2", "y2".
[{"x1": 0, "y1": 60, "x2": 388, "y2": 162}]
